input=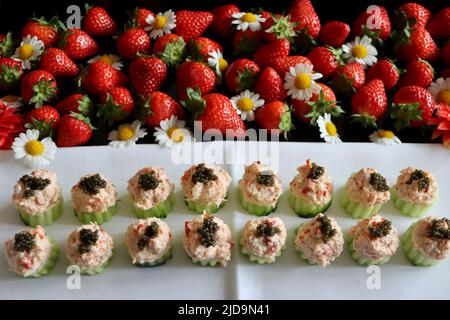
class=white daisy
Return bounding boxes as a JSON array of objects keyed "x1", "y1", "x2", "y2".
[
  {"x1": 88, "y1": 54, "x2": 123, "y2": 70},
  {"x1": 108, "y1": 120, "x2": 147, "y2": 148},
  {"x1": 207, "y1": 49, "x2": 228, "y2": 76},
  {"x1": 144, "y1": 10, "x2": 176, "y2": 39},
  {"x1": 12, "y1": 35, "x2": 44, "y2": 70},
  {"x1": 12, "y1": 129, "x2": 56, "y2": 168},
  {"x1": 154, "y1": 115, "x2": 192, "y2": 148},
  {"x1": 232, "y1": 12, "x2": 266, "y2": 32},
  {"x1": 0, "y1": 95, "x2": 23, "y2": 109},
  {"x1": 428, "y1": 77, "x2": 450, "y2": 105},
  {"x1": 369, "y1": 130, "x2": 401, "y2": 146},
  {"x1": 342, "y1": 35, "x2": 378, "y2": 67},
  {"x1": 284, "y1": 63, "x2": 323, "y2": 101},
  {"x1": 317, "y1": 113, "x2": 342, "y2": 144},
  {"x1": 230, "y1": 90, "x2": 265, "y2": 121}
]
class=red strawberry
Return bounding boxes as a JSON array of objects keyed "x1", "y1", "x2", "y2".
[
  {"x1": 188, "y1": 37, "x2": 223, "y2": 62},
  {"x1": 116, "y1": 28, "x2": 151, "y2": 60},
  {"x1": 351, "y1": 79, "x2": 387, "y2": 128},
  {"x1": 366, "y1": 59, "x2": 400, "y2": 90},
  {"x1": 288, "y1": 0, "x2": 321, "y2": 39},
  {"x1": 0, "y1": 32, "x2": 15, "y2": 58},
  {"x1": 129, "y1": 56, "x2": 167, "y2": 97},
  {"x1": 307, "y1": 46, "x2": 343, "y2": 78},
  {"x1": 319, "y1": 21, "x2": 350, "y2": 47},
  {"x1": 395, "y1": 27, "x2": 440, "y2": 63},
  {"x1": 140, "y1": 91, "x2": 184, "y2": 127},
  {"x1": 21, "y1": 17, "x2": 60, "y2": 48},
  {"x1": 128, "y1": 7, "x2": 154, "y2": 29},
  {"x1": 55, "y1": 93, "x2": 93, "y2": 116},
  {"x1": 174, "y1": 10, "x2": 213, "y2": 41},
  {"x1": 268, "y1": 56, "x2": 311, "y2": 78},
  {"x1": 98, "y1": 87, "x2": 134, "y2": 124},
  {"x1": 392, "y1": 85, "x2": 435, "y2": 129},
  {"x1": 397, "y1": 59, "x2": 434, "y2": 89},
  {"x1": 426, "y1": 7, "x2": 450, "y2": 39},
  {"x1": 331, "y1": 62, "x2": 366, "y2": 96},
  {"x1": 232, "y1": 29, "x2": 263, "y2": 56},
  {"x1": 443, "y1": 41, "x2": 450, "y2": 67},
  {"x1": 396, "y1": 3, "x2": 431, "y2": 29},
  {"x1": 152, "y1": 34, "x2": 186, "y2": 67},
  {"x1": 56, "y1": 113, "x2": 94, "y2": 147},
  {"x1": 177, "y1": 61, "x2": 216, "y2": 100},
  {"x1": 83, "y1": 6, "x2": 118, "y2": 37},
  {"x1": 81, "y1": 61, "x2": 126, "y2": 97},
  {"x1": 0, "y1": 58, "x2": 23, "y2": 90},
  {"x1": 253, "y1": 39, "x2": 290, "y2": 69},
  {"x1": 0, "y1": 103, "x2": 25, "y2": 149},
  {"x1": 224, "y1": 59, "x2": 260, "y2": 93},
  {"x1": 58, "y1": 29, "x2": 99, "y2": 61},
  {"x1": 264, "y1": 15, "x2": 298, "y2": 43},
  {"x1": 254, "y1": 67, "x2": 287, "y2": 103},
  {"x1": 255, "y1": 101, "x2": 294, "y2": 138},
  {"x1": 211, "y1": 4, "x2": 240, "y2": 37},
  {"x1": 353, "y1": 6, "x2": 391, "y2": 41},
  {"x1": 25, "y1": 105, "x2": 60, "y2": 137},
  {"x1": 39, "y1": 48, "x2": 79, "y2": 79},
  {"x1": 21, "y1": 70, "x2": 57, "y2": 107}
]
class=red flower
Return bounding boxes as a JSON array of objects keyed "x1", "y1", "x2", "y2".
[
  {"x1": 0, "y1": 102, "x2": 25, "y2": 150},
  {"x1": 428, "y1": 102, "x2": 450, "y2": 148}
]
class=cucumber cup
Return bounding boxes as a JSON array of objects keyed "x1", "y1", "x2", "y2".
[
  {"x1": 132, "y1": 192, "x2": 175, "y2": 219},
  {"x1": 288, "y1": 191, "x2": 331, "y2": 218},
  {"x1": 74, "y1": 204, "x2": 117, "y2": 225},
  {"x1": 340, "y1": 188, "x2": 383, "y2": 219},
  {"x1": 345, "y1": 232, "x2": 391, "y2": 266},
  {"x1": 402, "y1": 223, "x2": 441, "y2": 267},
  {"x1": 185, "y1": 197, "x2": 226, "y2": 214},
  {"x1": 239, "y1": 190, "x2": 278, "y2": 216},
  {"x1": 19, "y1": 197, "x2": 64, "y2": 227},
  {"x1": 391, "y1": 188, "x2": 436, "y2": 218}
]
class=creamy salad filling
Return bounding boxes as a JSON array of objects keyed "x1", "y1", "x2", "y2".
[
  {"x1": 395, "y1": 167, "x2": 438, "y2": 205},
  {"x1": 412, "y1": 216, "x2": 449, "y2": 260},
  {"x1": 345, "y1": 168, "x2": 390, "y2": 206}
]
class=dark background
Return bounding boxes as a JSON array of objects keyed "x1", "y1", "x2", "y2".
[{"x1": 0, "y1": 0, "x2": 446, "y2": 144}]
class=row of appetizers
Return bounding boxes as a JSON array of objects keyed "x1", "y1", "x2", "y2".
[
  {"x1": 4, "y1": 214, "x2": 449, "y2": 278},
  {"x1": 11, "y1": 161, "x2": 438, "y2": 227}
]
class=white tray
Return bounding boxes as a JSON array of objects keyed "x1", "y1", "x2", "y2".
[{"x1": 0, "y1": 142, "x2": 449, "y2": 300}]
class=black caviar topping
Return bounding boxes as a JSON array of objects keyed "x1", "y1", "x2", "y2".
[
  {"x1": 256, "y1": 222, "x2": 281, "y2": 238},
  {"x1": 317, "y1": 215, "x2": 336, "y2": 243},
  {"x1": 368, "y1": 220, "x2": 392, "y2": 238},
  {"x1": 138, "y1": 172, "x2": 161, "y2": 191},
  {"x1": 406, "y1": 169, "x2": 430, "y2": 192},
  {"x1": 78, "y1": 174, "x2": 107, "y2": 195},
  {"x1": 197, "y1": 216, "x2": 219, "y2": 248},
  {"x1": 137, "y1": 222, "x2": 160, "y2": 250},
  {"x1": 78, "y1": 228, "x2": 99, "y2": 254},
  {"x1": 14, "y1": 231, "x2": 36, "y2": 253},
  {"x1": 20, "y1": 175, "x2": 51, "y2": 198},
  {"x1": 192, "y1": 164, "x2": 218, "y2": 184},
  {"x1": 428, "y1": 218, "x2": 450, "y2": 240},
  {"x1": 307, "y1": 162, "x2": 325, "y2": 180},
  {"x1": 257, "y1": 171, "x2": 275, "y2": 186},
  {"x1": 369, "y1": 172, "x2": 389, "y2": 192}
]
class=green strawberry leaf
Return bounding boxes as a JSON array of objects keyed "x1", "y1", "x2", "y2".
[
  {"x1": 0, "y1": 32, "x2": 15, "y2": 57},
  {"x1": 279, "y1": 105, "x2": 295, "y2": 140},
  {"x1": 265, "y1": 15, "x2": 298, "y2": 43},
  {"x1": 181, "y1": 87, "x2": 206, "y2": 118},
  {"x1": 30, "y1": 79, "x2": 57, "y2": 108},
  {"x1": 350, "y1": 113, "x2": 379, "y2": 129},
  {"x1": 159, "y1": 37, "x2": 186, "y2": 67},
  {"x1": 97, "y1": 93, "x2": 128, "y2": 126},
  {"x1": 70, "y1": 111, "x2": 96, "y2": 130},
  {"x1": 304, "y1": 90, "x2": 345, "y2": 126},
  {"x1": 25, "y1": 117, "x2": 54, "y2": 139},
  {"x1": 391, "y1": 102, "x2": 422, "y2": 131}
]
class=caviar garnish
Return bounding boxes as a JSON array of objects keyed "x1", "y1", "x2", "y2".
[
  {"x1": 368, "y1": 220, "x2": 392, "y2": 238},
  {"x1": 138, "y1": 172, "x2": 161, "y2": 191},
  {"x1": 137, "y1": 222, "x2": 161, "y2": 251},
  {"x1": 20, "y1": 175, "x2": 51, "y2": 198},
  {"x1": 256, "y1": 222, "x2": 281, "y2": 238},
  {"x1": 257, "y1": 172, "x2": 275, "y2": 186},
  {"x1": 317, "y1": 215, "x2": 336, "y2": 243},
  {"x1": 307, "y1": 162, "x2": 325, "y2": 180},
  {"x1": 78, "y1": 228, "x2": 99, "y2": 254},
  {"x1": 197, "y1": 216, "x2": 219, "y2": 248},
  {"x1": 14, "y1": 231, "x2": 36, "y2": 253},
  {"x1": 428, "y1": 218, "x2": 450, "y2": 240},
  {"x1": 78, "y1": 174, "x2": 107, "y2": 195},
  {"x1": 192, "y1": 164, "x2": 218, "y2": 184},
  {"x1": 369, "y1": 172, "x2": 389, "y2": 192},
  {"x1": 406, "y1": 169, "x2": 430, "y2": 192}
]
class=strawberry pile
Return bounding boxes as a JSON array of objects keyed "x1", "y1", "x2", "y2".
[{"x1": 0, "y1": 1, "x2": 449, "y2": 148}]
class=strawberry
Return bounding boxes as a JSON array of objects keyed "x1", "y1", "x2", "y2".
[
  {"x1": 188, "y1": 37, "x2": 223, "y2": 62},
  {"x1": 25, "y1": 105, "x2": 60, "y2": 138},
  {"x1": 182, "y1": 89, "x2": 246, "y2": 137},
  {"x1": 331, "y1": 62, "x2": 366, "y2": 96},
  {"x1": 366, "y1": 59, "x2": 400, "y2": 90},
  {"x1": 127, "y1": 7, "x2": 154, "y2": 29},
  {"x1": 394, "y1": 27, "x2": 440, "y2": 63},
  {"x1": 139, "y1": 91, "x2": 184, "y2": 127},
  {"x1": 268, "y1": 55, "x2": 311, "y2": 78},
  {"x1": 396, "y1": 3, "x2": 431, "y2": 29},
  {"x1": 391, "y1": 85, "x2": 435, "y2": 129},
  {"x1": 0, "y1": 58, "x2": 23, "y2": 90},
  {"x1": 0, "y1": 32, "x2": 15, "y2": 58},
  {"x1": 353, "y1": 6, "x2": 391, "y2": 41},
  {"x1": 307, "y1": 46, "x2": 343, "y2": 78},
  {"x1": 58, "y1": 29, "x2": 99, "y2": 61},
  {"x1": 21, "y1": 17, "x2": 61, "y2": 48},
  {"x1": 351, "y1": 79, "x2": 387, "y2": 128},
  {"x1": 174, "y1": 10, "x2": 214, "y2": 41},
  {"x1": 81, "y1": 61, "x2": 126, "y2": 97},
  {"x1": 153, "y1": 34, "x2": 186, "y2": 67},
  {"x1": 292, "y1": 83, "x2": 343, "y2": 124},
  {"x1": 211, "y1": 4, "x2": 240, "y2": 37},
  {"x1": 319, "y1": 21, "x2": 350, "y2": 47},
  {"x1": 253, "y1": 39, "x2": 290, "y2": 69},
  {"x1": 21, "y1": 70, "x2": 57, "y2": 107},
  {"x1": 255, "y1": 101, "x2": 294, "y2": 138},
  {"x1": 397, "y1": 59, "x2": 434, "y2": 89},
  {"x1": 441, "y1": 68, "x2": 450, "y2": 79},
  {"x1": 98, "y1": 87, "x2": 134, "y2": 124},
  {"x1": 232, "y1": 29, "x2": 263, "y2": 56},
  {"x1": 264, "y1": 15, "x2": 298, "y2": 43},
  {"x1": 56, "y1": 113, "x2": 94, "y2": 147},
  {"x1": 177, "y1": 61, "x2": 216, "y2": 100},
  {"x1": 129, "y1": 56, "x2": 167, "y2": 97},
  {"x1": 254, "y1": 67, "x2": 287, "y2": 103},
  {"x1": 426, "y1": 7, "x2": 450, "y2": 39},
  {"x1": 39, "y1": 48, "x2": 79, "y2": 79},
  {"x1": 83, "y1": 6, "x2": 118, "y2": 37},
  {"x1": 116, "y1": 28, "x2": 151, "y2": 60},
  {"x1": 55, "y1": 93, "x2": 93, "y2": 116},
  {"x1": 224, "y1": 58, "x2": 260, "y2": 93},
  {"x1": 288, "y1": 0, "x2": 321, "y2": 39},
  {"x1": 443, "y1": 41, "x2": 450, "y2": 67}
]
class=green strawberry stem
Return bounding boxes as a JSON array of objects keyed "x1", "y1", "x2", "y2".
[
  {"x1": 70, "y1": 111, "x2": 96, "y2": 130},
  {"x1": 305, "y1": 90, "x2": 345, "y2": 126},
  {"x1": 266, "y1": 15, "x2": 298, "y2": 43},
  {"x1": 97, "y1": 93, "x2": 127, "y2": 126},
  {"x1": 77, "y1": 95, "x2": 94, "y2": 116},
  {"x1": 0, "y1": 32, "x2": 15, "y2": 57},
  {"x1": 391, "y1": 102, "x2": 422, "y2": 131},
  {"x1": 30, "y1": 79, "x2": 56, "y2": 108},
  {"x1": 159, "y1": 38, "x2": 186, "y2": 67},
  {"x1": 350, "y1": 113, "x2": 379, "y2": 129},
  {"x1": 181, "y1": 87, "x2": 206, "y2": 118},
  {"x1": 0, "y1": 63, "x2": 22, "y2": 87},
  {"x1": 25, "y1": 118, "x2": 55, "y2": 139},
  {"x1": 279, "y1": 105, "x2": 295, "y2": 140}
]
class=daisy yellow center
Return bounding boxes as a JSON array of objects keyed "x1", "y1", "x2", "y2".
[
  {"x1": 25, "y1": 140, "x2": 44, "y2": 156},
  {"x1": 437, "y1": 89, "x2": 450, "y2": 104},
  {"x1": 295, "y1": 73, "x2": 311, "y2": 89},
  {"x1": 377, "y1": 130, "x2": 394, "y2": 139},
  {"x1": 218, "y1": 58, "x2": 228, "y2": 73},
  {"x1": 153, "y1": 15, "x2": 167, "y2": 29},
  {"x1": 99, "y1": 55, "x2": 114, "y2": 65},
  {"x1": 117, "y1": 127, "x2": 135, "y2": 141},
  {"x1": 19, "y1": 44, "x2": 34, "y2": 60},
  {"x1": 351, "y1": 45, "x2": 368, "y2": 59},
  {"x1": 241, "y1": 13, "x2": 257, "y2": 23},
  {"x1": 2, "y1": 95, "x2": 17, "y2": 102},
  {"x1": 325, "y1": 122, "x2": 337, "y2": 137},
  {"x1": 167, "y1": 127, "x2": 184, "y2": 142},
  {"x1": 237, "y1": 98, "x2": 254, "y2": 111}
]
